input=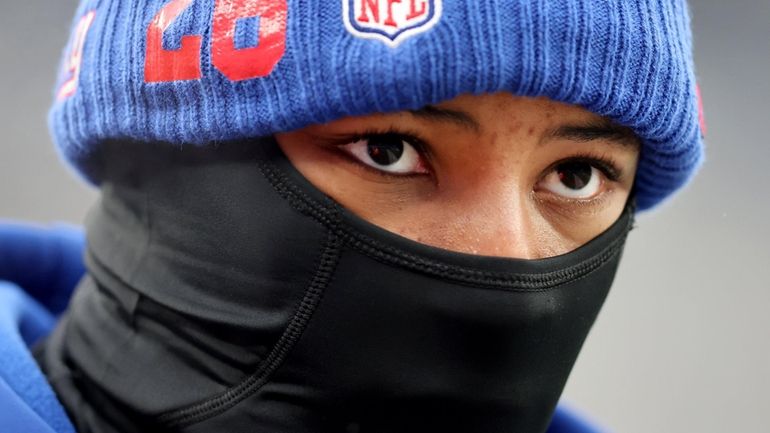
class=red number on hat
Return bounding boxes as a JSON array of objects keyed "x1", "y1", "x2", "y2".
[
  {"x1": 145, "y1": 0, "x2": 202, "y2": 83},
  {"x1": 212, "y1": 0, "x2": 287, "y2": 81},
  {"x1": 144, "y1": 0, "x2": 287, "y2": 83},
  {"x1": 57, "y1": 11, "x2": 96, "y2": 100}
]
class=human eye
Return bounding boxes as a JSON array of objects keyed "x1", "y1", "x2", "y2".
[
  {"x1": 536, "y1": 156, "x2": 621, "y2": 200},
  {"x1": 337, "y1": 132, "x2": 429, "y2": 176}
]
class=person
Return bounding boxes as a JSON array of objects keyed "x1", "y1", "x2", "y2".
[{"x1": 0, "y1": 1, "x2": 704, "y2": 432}]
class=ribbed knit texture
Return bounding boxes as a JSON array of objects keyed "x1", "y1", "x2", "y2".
[{"x1": 49, "y1": 0, "x2": 704, "y2": 210}]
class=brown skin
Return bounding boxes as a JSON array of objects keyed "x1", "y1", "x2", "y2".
[{"x1": 276, "y1": 93, "x2": 640, "y2": 259}]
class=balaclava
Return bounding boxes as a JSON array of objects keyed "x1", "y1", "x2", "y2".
[
  {"x1": 39, "y1": 138, "x2": 635, "y2": 433},
  {"x1": 38, "y1": 1, "x2": 704, "y2": 433}
]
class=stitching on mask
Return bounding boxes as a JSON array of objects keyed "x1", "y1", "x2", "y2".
[
  {"x1": 258, "y1": 160, "x2": 633, "y2": 291},
  {"x1": 158, "y1": 230, "x2": 343, "y2": 427},
  {"x1": 347, "y1": 232, "x2": 627, "y2": 291}
]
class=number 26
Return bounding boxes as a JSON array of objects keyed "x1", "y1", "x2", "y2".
[{"x1": 144, "y1": 0, "x2": 287, "y2": 83}]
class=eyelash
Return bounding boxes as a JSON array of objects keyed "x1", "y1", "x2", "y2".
[
  {"x1": 329, "y1": 127, "x2": 429, "y2": 152},
  {"x1": 542, "y1": 153, "x2": 623, "y2": 183},
  {"x1": 325, "y1": 128, "x2": 625, "y2": 184}
]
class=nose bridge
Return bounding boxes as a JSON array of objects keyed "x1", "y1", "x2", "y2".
[{"x1": 447, "y1": 176, "x2": 541, "y2": 260}]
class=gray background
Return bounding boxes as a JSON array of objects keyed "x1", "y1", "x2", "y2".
[{"x1": 1, "y1": 1, "x2": 767, "y2": 432}]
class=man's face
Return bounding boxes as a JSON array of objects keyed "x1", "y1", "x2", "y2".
[{"x1": 276, "y1": 92, "x2": 639, "y2": 259}]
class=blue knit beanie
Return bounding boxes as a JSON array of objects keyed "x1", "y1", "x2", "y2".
[{"x1": 49, "y1": 0, "x2": 704, "y2": 210}]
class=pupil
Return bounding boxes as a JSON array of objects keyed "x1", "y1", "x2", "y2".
[
  {"x1": 367, "y1": 135, "x2": 404, "y2": 166},
  {"x1": 557, "y1": 162, "x2": 592, "y2": 190}
]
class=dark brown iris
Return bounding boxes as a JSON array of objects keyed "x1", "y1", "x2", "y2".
[
  {"x1": 557, "y1": 162, "x2": 593, "y2": 190},
  {"x1": 367, "y1": 134, "x2": 404, "y2": 166}
]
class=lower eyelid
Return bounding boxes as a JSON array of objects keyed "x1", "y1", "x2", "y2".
[
  {"x1": 533, "y1": 197, "x2": 608, "y2": 226},
  {"x1": 535, "y1": 171, "x2": 613, "y2": 198}
]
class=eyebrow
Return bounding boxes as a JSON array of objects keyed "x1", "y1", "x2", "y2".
[
  {"x1": 544, "y1": 120, "x2": 640, "y2": 149},
  {"x1": 409, "y1": 105, "x2": 481, "y2": 132}
]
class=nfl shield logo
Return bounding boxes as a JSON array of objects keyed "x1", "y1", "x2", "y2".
[{"x1": 343, "y1": 0, "x2": 443, "y2": 47}]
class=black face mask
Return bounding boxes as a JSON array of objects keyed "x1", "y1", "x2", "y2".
[{"x1": 37, "y1": 137, "x2": 634, "y2": 433}]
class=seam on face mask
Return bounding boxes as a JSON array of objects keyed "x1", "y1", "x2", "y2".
[
  {"x1": 344, "y1": 231, "x2": 628, "y2": 291},
  {"x1": 157, "y1": 230, "x2": 343, "y2": 428},
  {"x1": 258, "y1": 160, "x2": 633, "y2": 291}
]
